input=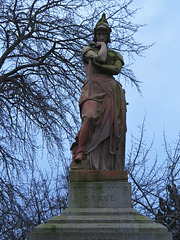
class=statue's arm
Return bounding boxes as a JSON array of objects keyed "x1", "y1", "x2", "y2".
[
  {"x1": 81, "y1": 42, "x2": 107, "y2": 64},
  {"x1": 93, "y1": 51, "x2": 124, "y2": 75},
  {"x1": 94, "y1": 42, "x2": 107, "y2": 63},
  {"x1": 93, "y1": 58, "x2": 123, "y2": 75}
]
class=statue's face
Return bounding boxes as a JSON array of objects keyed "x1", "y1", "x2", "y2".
[{"x1": 95, "y1": 29, "x2": 108, "y2": 43}]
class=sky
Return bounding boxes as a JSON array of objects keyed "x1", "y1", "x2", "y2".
[
  {"x1": 40, "y1": 0, "x2": 180, "y2": 167},
  {"x1": 125, "y1": 0, "x2": 180, "y2": 162}
]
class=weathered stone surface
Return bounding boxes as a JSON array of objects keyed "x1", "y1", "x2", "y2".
[
  {"x1": 29, "y1": 232, "x2": 172, "y2": 240},
  {"x1": 29, "y1": 208, "x2": 172, "y2": 240},
  {"x1": 68, "y1": 181, "x2": 132, "y2": 208},
  {"x1": 70, "y1": 170, "x2": 128, "y2": 182},
  {"x1": 29, "y1": 171, "x2": 172, "y2": 240}
]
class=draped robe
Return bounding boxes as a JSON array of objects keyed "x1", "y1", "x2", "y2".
[{"x1": 73, "y1": 47, "x2": 126, "y2": 170}]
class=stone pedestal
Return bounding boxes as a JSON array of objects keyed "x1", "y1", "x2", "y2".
[{"x1": 29, "y1": 170, "x2": 172, "y2": 240}]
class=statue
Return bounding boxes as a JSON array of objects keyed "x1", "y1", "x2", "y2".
[{"x1": 71, "y1": 14, "x2": 126, "y2": 170}]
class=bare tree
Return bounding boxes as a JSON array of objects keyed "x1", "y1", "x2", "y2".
[
  {"x1": 126, "y1": 122, "x2": 180, "y2": 240},
  {"x1": 0, "y1": 0, "x2": 149, "y2": 167},
  {"x1": 0, "y1": 0, "x2": 151, "y2": 239},
  {"x1": 155, "y1": 135, "x2": 180, "y2": 240},
  {"x1": 0, "y1": 158, "x2": 70, "y2": 240}
]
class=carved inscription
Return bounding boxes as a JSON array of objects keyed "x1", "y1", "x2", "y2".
[
  {"x1": 84, "y1": 195, "x2": 115, "y2": 202},
  {"x1": 71, "y1": 185, "x2": 129, "y2": 192},
  {"x1": 69, "y1": 182, "x2": 131, "y2": 207},
  {"x1": 71, "y1": 185, "x2": 129, "y2": 203}
]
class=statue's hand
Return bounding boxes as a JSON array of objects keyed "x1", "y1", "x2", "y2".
[
  {"x1": 85, "y1": 54, "x2": 94, "y2": 62},
  {"x1": 96, "y1": 41, "x2": 105, "y2": 48}
]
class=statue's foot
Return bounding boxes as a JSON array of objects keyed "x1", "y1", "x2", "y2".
[
  {"x1": 70, "y1": 159, "x2": 90, "y2": 170},
  {"x1": 74, "y1": 152, "x2": 83, "y2": 163}
]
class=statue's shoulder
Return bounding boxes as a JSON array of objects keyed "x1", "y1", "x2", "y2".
[{"x1": 107, "y1": 49, "x2": 124, "y2": 66}]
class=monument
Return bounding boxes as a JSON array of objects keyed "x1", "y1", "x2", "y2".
[
  {"x1": 71, "y1": 13, "x2": 126, "y2": 171},
  {"x1": 29, "y1": 14, "x2": 172, "y2": 240}
]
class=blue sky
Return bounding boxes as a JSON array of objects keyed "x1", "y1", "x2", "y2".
[
  {"x1": 125, "y1": 0, "x2": 180, "y2": 161},
  {"x1": 39, "y1": 0, "x2": 180, "y2": 168}
]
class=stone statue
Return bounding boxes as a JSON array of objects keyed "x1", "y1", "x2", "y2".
[{"x1": 71, "y1": 14, "x2": 126, "y2": 170}]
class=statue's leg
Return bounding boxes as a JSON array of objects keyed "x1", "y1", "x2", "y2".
[{"x1": 75, "y1": 100, "x2": 97, "y2": 163}]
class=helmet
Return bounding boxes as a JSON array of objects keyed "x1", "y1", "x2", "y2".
[{"x1": 93, "y1": 13, "x2": 111, "y2": 43}]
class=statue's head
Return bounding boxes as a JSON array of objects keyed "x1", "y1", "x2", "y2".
[{"x1": 93, "y1": 13, "x2": 111, "y2": 43}]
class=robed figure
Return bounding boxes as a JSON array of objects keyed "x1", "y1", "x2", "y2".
[{"x1": 71, "y1": 14, "x2": 126, "y2": 170}]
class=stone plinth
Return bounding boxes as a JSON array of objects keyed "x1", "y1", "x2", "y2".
[
  {"x1": 29, "y1": 170, "x2": 172, "y2": 240},
  {"x1": 69, "y1": 181, "x2": 131, "y2": 208},
  {"x1": 69, "y1": 170, "x2": 128, "y2": 182}
]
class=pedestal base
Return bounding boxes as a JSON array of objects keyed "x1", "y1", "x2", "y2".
[
  {"x1": 29, "y1": 170, "x2": 172, "y2": 240},
  {"x1": 69, "y1": 181, "x2": 131, "y2": 208}
]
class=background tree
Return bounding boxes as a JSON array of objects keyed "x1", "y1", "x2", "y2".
[
  {"x1": 0, "y1": 0, "x2": 148, "y2": 169},
  {"x1": 0, "y1": 0, "x2": 150, "y2": 239},
  {"x1": 155, "y1": 136, "x2": 180, "y2": 240},
  {"x1": 126, "y1": 122, "x2": 180, "y2": 240},
  {"x1": 0, "y1": 160, "x2": 70, "y2": 239}
]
